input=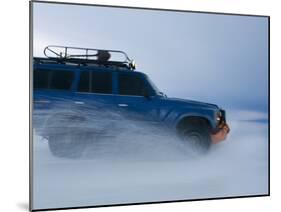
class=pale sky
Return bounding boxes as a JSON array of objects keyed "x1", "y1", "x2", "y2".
[{"x1": 33, "y1": 2, "x2": 269, "y2": 111}]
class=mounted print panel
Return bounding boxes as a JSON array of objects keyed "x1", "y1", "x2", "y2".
[{"x1": 30, "y1": 1, "x2": 269, "y2": 211}]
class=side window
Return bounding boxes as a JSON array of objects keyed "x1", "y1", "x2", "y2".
[
  {"x1": 34, "y1": 69, "x2": 74, "y2": 90},
  {"x1": 50, "y1": 71, "x2": 74, "y2": 90},
  {"x1": 118, "y1": 73, "x2": 146, "y2": 96},
  {"x1": 78, "y1": 71, "x2": 112, "y2": 94},
  {"x1": 34, "y1": 69, "x2": 49, "y2": 89}
]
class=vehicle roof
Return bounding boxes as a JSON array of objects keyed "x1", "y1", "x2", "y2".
[{"x1": 33, "y1": 57, "x2": 147, "y2": 77}]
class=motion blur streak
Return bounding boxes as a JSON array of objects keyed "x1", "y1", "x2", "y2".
[{"x1": 32, "y1": 109, "x2": 268, "y2": 209}]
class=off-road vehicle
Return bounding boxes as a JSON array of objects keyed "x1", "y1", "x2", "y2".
[{"x1": 33, "y1": 45, "x2": 230, "y2": 158}]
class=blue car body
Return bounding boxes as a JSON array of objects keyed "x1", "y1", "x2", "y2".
[{"x1": 33, "y1": 60, "x2": 225, "y2": 135}]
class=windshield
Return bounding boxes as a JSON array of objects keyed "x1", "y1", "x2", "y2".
[{"x1": 146, "y1": 76, "x2": 166, "y2": 97}]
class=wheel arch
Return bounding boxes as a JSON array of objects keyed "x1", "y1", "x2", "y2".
[{"x1": 176, "y1": 115, "x2": 212, "y2": 134}]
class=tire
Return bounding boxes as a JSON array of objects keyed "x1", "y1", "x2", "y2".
[
  {"x1": 48, "y1": 132, "x2": 87, "y2": 158},
  {"x1": 44, "y1": 113, "x2": 88, "y2": 158},
  {"x1": 178, "y1": 119, "x2": 211, "y2": 154}
]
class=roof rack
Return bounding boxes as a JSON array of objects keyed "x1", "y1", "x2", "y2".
[{"x1": 41, "y1": 45, "x2": 136, "y2": 70}]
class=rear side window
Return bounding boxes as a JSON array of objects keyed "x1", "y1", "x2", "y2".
[
  {"x1": 34, "y1": 70, "x2": 49, "y2": 89},
  {"x1": 34, "y1": 69, "x2": 74, "y2": 90},
  {"x1": 118, "y1": 73, "x2": 146, "y2": 96},
  {"x1": 78, "y1": 71, "x2": 112, "y2": 94}
]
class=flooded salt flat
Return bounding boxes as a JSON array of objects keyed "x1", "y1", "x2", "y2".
[{"x1": 32, "y1": 110, "x2": 268, "y2": 209}]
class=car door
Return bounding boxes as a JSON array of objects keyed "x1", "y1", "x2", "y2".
[
  {"x1": 115, "y1": 72, "x2": 160, "y2": 123},
  {"x1": 33, "y1": 66, "x2": 77, "y2": 130},
  {"x1": 72, "y1": 69, "x2": 121, "y2": 130},
  {"x1": 33, "y1": 66, "x2": 76, "y2": 108}
]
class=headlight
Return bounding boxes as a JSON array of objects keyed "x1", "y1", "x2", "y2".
[{"x1": 216, "y1": 111, "x2": 222, "y2": 122}]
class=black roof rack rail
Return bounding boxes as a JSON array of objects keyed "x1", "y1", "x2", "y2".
[{"x1": 40, "y1": 45, "x2": 136, "y2": 70}]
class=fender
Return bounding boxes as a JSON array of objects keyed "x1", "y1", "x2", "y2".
[{"x1": 160, "y1": 106, "x2": 218, "y2": 131}]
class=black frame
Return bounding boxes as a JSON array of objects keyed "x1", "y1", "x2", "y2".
[{"x1": 29, "y1": 1, "x2": 270, "y2": 211}]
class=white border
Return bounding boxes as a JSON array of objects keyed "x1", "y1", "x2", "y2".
[{"x1": 1, "y1": 0, "x2": 279, "y2": 212}]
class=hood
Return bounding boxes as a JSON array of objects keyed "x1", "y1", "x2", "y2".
[{"x1": 162, "y1": 97, "x2": 219, "y2": 110}]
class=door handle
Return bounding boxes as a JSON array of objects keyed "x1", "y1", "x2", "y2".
[
  {"x1": 118, "y1": 103, "x2": 128, "y2": 107},
  {"x1": 74, "y1": 101, "x2": 85, "y2": 105},
  {"x1": 34, "y1": 99, "x2": 50, "y2": 104}
]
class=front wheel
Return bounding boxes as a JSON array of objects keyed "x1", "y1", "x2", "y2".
[{"x1": 178, "y1": 119, "x2": 211, "y2": 154}]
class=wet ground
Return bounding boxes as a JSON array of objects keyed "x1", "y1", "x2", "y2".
[{"x1": 32, "y1": 110, "x2": 268, "y2": 209}]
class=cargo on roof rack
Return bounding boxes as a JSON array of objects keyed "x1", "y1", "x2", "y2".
[{"x1": 40, "y1": 45, "x2": 136, "y2": 70}]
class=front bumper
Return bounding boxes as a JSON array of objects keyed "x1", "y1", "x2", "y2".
[
  {"x1": 211, "y1": 122, "x2": 230, "y2": 144},
  {"x1": 211, "y1": 109, "x2": 230, "y2": 144}
]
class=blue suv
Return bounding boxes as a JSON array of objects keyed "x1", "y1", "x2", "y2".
[{"x1": 33, "y1": 46, "x2": 230, "y2": 158}]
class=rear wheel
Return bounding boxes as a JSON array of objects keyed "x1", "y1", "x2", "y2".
[
  {"x1": 44, "y1": 113, "x2": 88, "y2": 158},
  {"x1": 48, "y1": 132, "x2": 87, "y2": 158}
]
